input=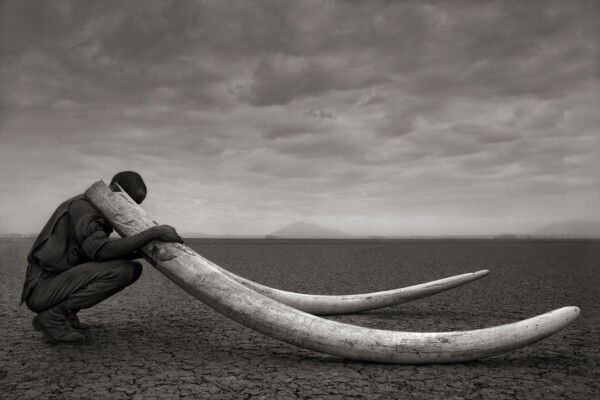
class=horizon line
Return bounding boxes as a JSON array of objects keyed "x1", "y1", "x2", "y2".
[{"x1": 2, "y1": 233, "x2": 599, "y2": 240}]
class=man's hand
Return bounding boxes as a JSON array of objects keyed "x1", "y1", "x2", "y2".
[{"x1": 149, "y1": 225, "x2": 184, "y2": 244}]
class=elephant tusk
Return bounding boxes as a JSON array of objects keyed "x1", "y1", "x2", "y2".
[
  {"x1": 86, "y1": 181, "x2": 580, "y2": 364},
  {"x1": 220, "y1": 267, "x2": 489, "y2": 315}
]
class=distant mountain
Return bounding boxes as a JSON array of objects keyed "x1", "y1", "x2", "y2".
[
  {"x1": 269, "y1": 222, "x2": 352, "y2": 238},
  {"x1": 533, "y1": 220, "x2": 600, "y2": 238}
]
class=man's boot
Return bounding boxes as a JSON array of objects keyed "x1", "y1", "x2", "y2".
[
  {"x1": 67, "y1": 310, "x2": 91, "y2": 330},
  {"x1": 32, "y1": 302, "x2": 84, "y2": 344}
]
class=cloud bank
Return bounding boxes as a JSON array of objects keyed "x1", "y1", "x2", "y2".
[{"x1": 1, "y1": 0, "x2": 598, "y2": 236}]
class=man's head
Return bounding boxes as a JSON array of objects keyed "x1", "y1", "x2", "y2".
[{"x1": 110, "y1": 171, "x2": 147, "y2": 204}]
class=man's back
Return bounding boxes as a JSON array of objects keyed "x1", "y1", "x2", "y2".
[
  {"x1": 22, "y1": 195, "x2": 113, "y2": 304},
  {"x1": 28, "y1": 196, "x2": 112, "y2": 271}
]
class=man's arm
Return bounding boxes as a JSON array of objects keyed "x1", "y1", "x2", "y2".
[
  {"x1": 69, "y1": 198, "x2": 183, "y2": 262},
  {"x1": 95, "y1": 225, "x2": 183, "y2": 261},
  {"x1": 94, "y1": 225, "x2": 183, "y2": 261}
]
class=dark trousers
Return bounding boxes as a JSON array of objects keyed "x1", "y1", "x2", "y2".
[{"x1": 26, "y1": 259, "x2": 142, "y2": 313}]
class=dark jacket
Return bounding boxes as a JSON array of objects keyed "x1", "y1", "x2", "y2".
[{"x1": 21, "y1": 194, "x2": 113, "y2": 303}]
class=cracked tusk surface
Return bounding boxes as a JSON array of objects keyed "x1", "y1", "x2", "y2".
[
  {"x1": 86, "y1": 181, "x2": 580, "y2": 364},
  {"x1": 220, "y1": 268, "x2": 490, "y2": 315}
]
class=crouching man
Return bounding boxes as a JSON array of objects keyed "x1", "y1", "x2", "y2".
[{"x1": 21, "y1": 171, "x2": 183, "y2": 343}]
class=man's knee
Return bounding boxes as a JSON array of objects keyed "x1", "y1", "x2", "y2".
[
  {"x1": 106, "y1": 259, "x2": 142, "y2": 287},
  {"x1": 26, "y1": 296, "x2": 45, "y2": 314}
]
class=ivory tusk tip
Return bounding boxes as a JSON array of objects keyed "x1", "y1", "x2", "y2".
[
  {"x1": 550, "y1": 306, "x2": 581, "y2": 324},
  {"x1": 473, "y1": 269, "x2": 490, "y2": 278},
  {"x1": 567, "y1": 306, "x2": 581, "y2": 319}
]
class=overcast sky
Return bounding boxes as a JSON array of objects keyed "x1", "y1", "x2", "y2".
[{"x1": 1, "y1": 0, "x2": 599, "y2": 236}]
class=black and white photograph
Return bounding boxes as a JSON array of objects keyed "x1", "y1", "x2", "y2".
[{"x1": 1, "y1": 1, "x2": 598, "y2": 399}]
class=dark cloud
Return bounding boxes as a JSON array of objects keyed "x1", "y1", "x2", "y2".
[
  {"x1": 304, "y1": 109, "x2": 335, "y2": 119},
  {"x1": 239, "y1": 54, "x2": 388, "y2": 106},
  {"x1": 450, "y1": 123, "x2": 520, "y2": 144},
  {"x1": 263, "y1": 124, "x2": 324, "y2": 139},
  {"x1": 359, "y1": 94, "x2": 387, "y2": 107}
]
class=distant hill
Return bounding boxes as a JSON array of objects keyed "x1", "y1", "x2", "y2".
[
  {"x1": 269, "y1": 222, "x2": 352, "y2": 238},
  {"x1": 533, "y1": 220, "x2": 600, "y2": 238}
]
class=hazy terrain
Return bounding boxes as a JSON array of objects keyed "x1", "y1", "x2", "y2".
[
  {"x1": 266, "y1": 219, "x2": 600, "y2": 239},
  {"x1": 269, "y1": 222, "x2": 353, "y2": 238},
  {"x1": 1, "y1": 237, "x2": 598, "y2": 399},
  {"x1": 533, "y1": 221, "x2": 600, "y2": 238}
]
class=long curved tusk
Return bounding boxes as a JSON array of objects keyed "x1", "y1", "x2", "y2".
[
  {"x1": 86, "y1": 181, "x2": 580, "y2": 364},
  {"x1": 220, "y1": 267, "x2": 490, "y2": 315}
]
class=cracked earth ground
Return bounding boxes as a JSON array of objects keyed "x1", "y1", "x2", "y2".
[{"x1": 1, "y1": 238, "x2": 598, "y2": 399}]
